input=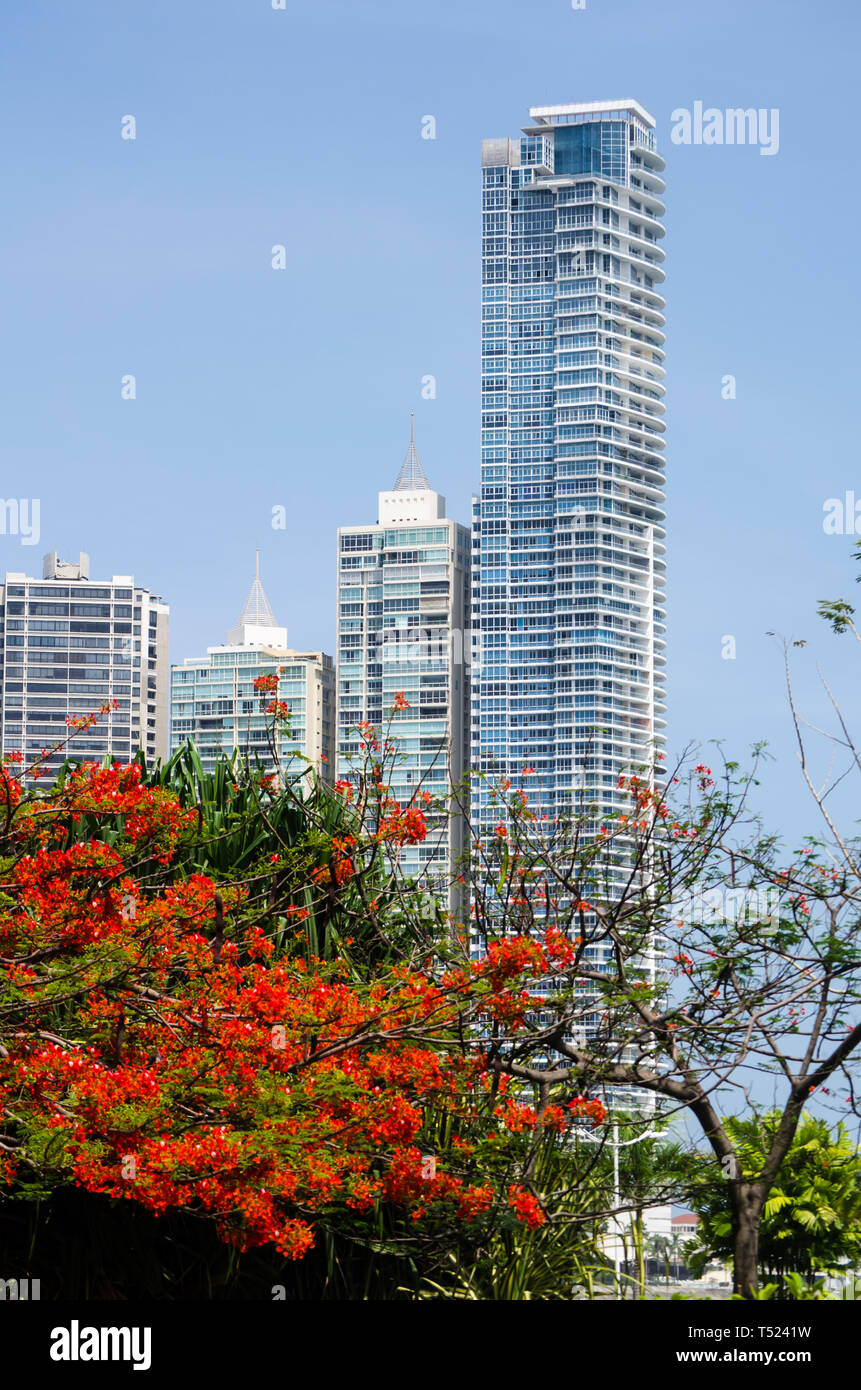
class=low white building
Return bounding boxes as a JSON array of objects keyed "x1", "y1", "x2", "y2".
[
  {"x1": 0, "y1": 551, "x2": 169, "y2": 776},
  {"x1": 170, "y1": 558, "x2": 333, "y2": 782}
]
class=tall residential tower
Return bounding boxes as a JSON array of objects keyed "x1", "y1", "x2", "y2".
[
  {"x1": 473, "y1": 100, "x2": 667, "y2": 831},
  {"x1": 336, "y1": 421, "x2": 470, "y2": 900}
]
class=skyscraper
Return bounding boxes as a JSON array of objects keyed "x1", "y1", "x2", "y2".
[
  {"x1": 474, "y1": 100, "x2": 667, "y2": 831},
  {"x1": 336, "y1": 420, "x2": 471, "y2": 901},
  {"x1": 170, "y1": 559, "x2": 334, "y2": 781},
  {"x1": 0, "y1": 551, "x2": 169, "y2": 776}
]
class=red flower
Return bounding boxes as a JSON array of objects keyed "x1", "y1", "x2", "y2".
[
  {"x1": 378, "y1": 806, "x2": 427, "y2": 846},
  {"x1": 507, "y1": 1186, "x2": 545, "y2": 1229}
]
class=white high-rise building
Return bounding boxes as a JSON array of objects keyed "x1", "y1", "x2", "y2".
[
  {"x1": 170, "y1": 558, "x2": 334, "y2": 781},
  {"x1": 0, "y1": 551, "x2": 169, "y2": 776},
  {"x1": 336, "y1": 419, "x2": 471, "y2": 902},
  {"x1": 472, "y1": 104, "x2": 667, "y2": 1101},
  {"x1": 474, "y1": 100, "x2": 667, "y2": 830}
]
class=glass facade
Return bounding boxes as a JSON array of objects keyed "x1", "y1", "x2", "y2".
[
  {"x1": 474, "y1": 100, "x2": 667, "y2": 837},
  {"x1": 170, "y1": 647, "x2": 334, "y2": 781},
  {"x1": 0, "y1": 555, "x2": 169, "y2": 778},
  {"x1": 170, "y1": 566, "x2": 334, "y2": 783},
  {"x1": 337, "y1": 481, "x2": 470, "y2": 903}
]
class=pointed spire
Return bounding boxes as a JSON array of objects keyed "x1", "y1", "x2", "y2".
[
  {"x1": 225, "y1": 554, "x2": 284, "y2": 646},
  {"x1": 393, "y1": 413, "x2": 431, "y2": 491},
  {"x1": 237, "y1": 552, "x2": 277, "y2": 628}
]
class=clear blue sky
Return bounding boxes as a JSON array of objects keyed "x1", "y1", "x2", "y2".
[{"x1": 1, "y1": 0, "x2": 858, "y2": 845}]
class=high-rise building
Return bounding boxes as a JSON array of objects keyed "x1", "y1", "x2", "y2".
[
  {"x1": 336, "y1": 419, "x2": 471, "y2": 899},
  {"x1": 170, "y1": 559, "x2": 334, "y2": 781},
  {"x1": 0, "y1": 551, "x2": 169, "y2": 776},
  {"x1": 474, "y1": 100, "x2": 667, "y2": 832}
]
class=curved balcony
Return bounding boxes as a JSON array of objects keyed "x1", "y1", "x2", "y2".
[
  {"x1": 614, "y1": 238, "x2": 667, "y2": 280},
  {"x1": 624, "y1": 184, "x2": 666, "y2": 218},
  {"x1": 607, "y1": 295, "x2": 666, "y2": 334}
]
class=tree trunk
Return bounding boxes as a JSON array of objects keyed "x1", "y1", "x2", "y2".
[
  {"x1": 634, "y1": 1212, "x2": 645, "y2": 1298},
  {"x1": 732, "y1": 1182, "x2": 764, "y2": 1298}
]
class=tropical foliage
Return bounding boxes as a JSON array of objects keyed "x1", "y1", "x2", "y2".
[
  {"x1": 3, "y1": 611, "x2": 861, "y2": 1300},
  {"x1": 688, "y1": 1113, "x2": 861, "y2": 1286},
  {"x1": 0, "y1": 697, "x2": 608, "y2": 1298}
]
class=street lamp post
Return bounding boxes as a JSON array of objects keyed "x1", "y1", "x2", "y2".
[{"x1": 578, "y1": 1121, "x2": 664, "y2": 1295}]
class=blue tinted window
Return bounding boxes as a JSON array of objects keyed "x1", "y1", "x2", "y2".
[
  {"x1": 553, "y1": 122, "x2": 626, "y2": 182},
  {"x1": 555, "y1": 124, "x2": 602, "y2": 176}
]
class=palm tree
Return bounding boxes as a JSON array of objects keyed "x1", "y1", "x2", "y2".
[
  {"x1": 576, "y1": 1123, "x2": 691, "y2": 1298},
  {"x1": 689, "y1": 1112, "x2": 861, "y2": 1292},
  {"x1": 646, "y1": 1233, "x2": 673, "y2": 1287}
]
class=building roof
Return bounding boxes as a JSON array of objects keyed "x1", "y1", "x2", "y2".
[
  {"x1": 671, "y1": 1212, "x2": 699, "y2": 1226},
  {"x1": 527, "y1": 99, "x2": 656, "y2": 128},
  {"x1": 393, "y1": 414, "x2": 431, "y2": 491}
]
